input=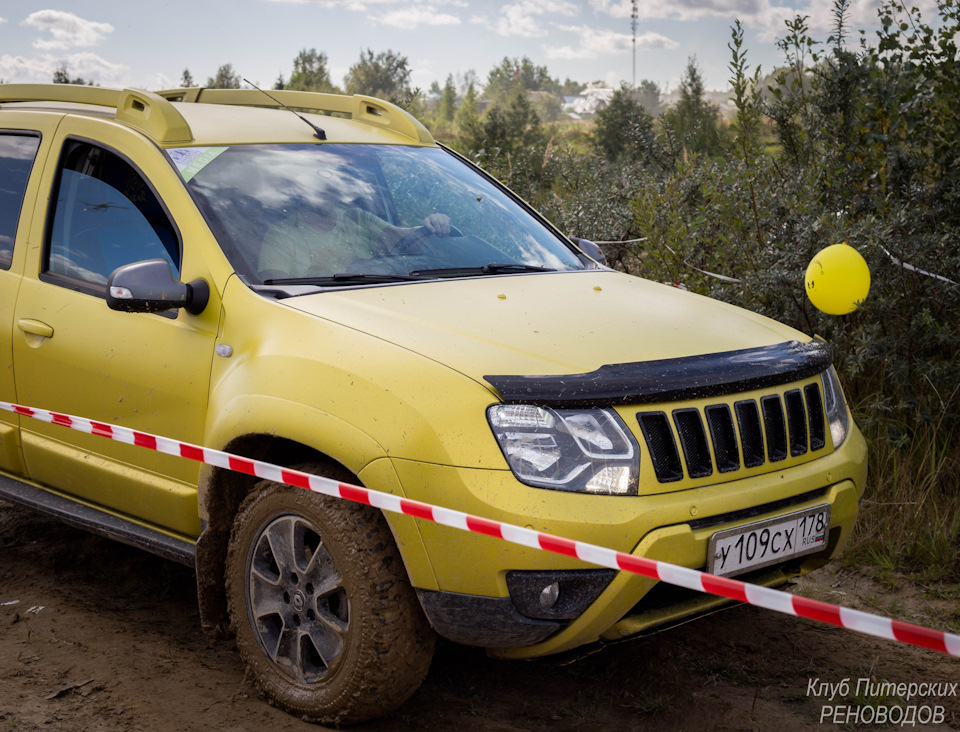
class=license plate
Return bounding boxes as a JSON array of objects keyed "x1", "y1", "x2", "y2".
[{"x1": 708, "y1": 505, "x2": 830, "y2": 577}]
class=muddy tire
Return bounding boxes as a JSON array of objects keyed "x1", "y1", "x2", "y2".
[{"x1": 225, "y1": 463, "x2": 435, "y2": 725}]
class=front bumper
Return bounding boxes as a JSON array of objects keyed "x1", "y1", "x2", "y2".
[{"x1": 387, "y1": 423, "x2": 867, "y2": 657}]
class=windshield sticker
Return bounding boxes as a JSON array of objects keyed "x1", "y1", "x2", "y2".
[{"x1": 169, "y1": 147, "x2": 228, "y2": 182}]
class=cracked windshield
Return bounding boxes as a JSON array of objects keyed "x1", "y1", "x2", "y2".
[{"x1": 177, "y1": 143, "x2": 584, "y2": 285}]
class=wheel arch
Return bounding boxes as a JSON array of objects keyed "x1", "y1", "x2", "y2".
[
  {"x1": 195, "y1": 432, "x2": 323, "y2": 638},
  {"x1": 193, "y1": 427, "x2": 437, "y2": 639}
]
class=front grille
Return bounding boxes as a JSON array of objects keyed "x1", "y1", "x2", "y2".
[{"x1": 637, "y1": 382, "x2": 828, "y2": 483}]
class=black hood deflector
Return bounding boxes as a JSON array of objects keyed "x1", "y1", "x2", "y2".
[{"x1": 484, "y1": 340, "x2": 833, "y2": 407}]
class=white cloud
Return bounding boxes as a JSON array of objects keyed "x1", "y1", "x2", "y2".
[
  {"x1": 791, "y1": 0, "x2": 938, "y2": 38},
  {"x1": 58, "y1": 52, "x2": 128, "y2": 84},
  {"x1": 263, "y1": 0, "x2": 467, "y2": 28},
  {"x1": 372, "y1": 6, "x2": 462, "y2": 29},
  {"x1": 266, "y1": 0, "x2": 468, "y2": 7},
  {"x1": 23, "y1": 10, "x2": 114, "y2": 51},
  {"x1": 496, "y1": 0, "x2": 579, "y2": 38},
  {"x1": 592, "y1": 0, "x2": 941, "y2": 40},
  {"x1": 548, "y1": 25, "x2": 678, "y2": 59},
  {"x1": 589, "y1": 0, "x2": 632, "y2": 18},
  {"x1": 0, "y1": 51, "x2": 126, "y2": 85},
  {"x1": 592, "y1": 0, "x2": 780, "y2": 22},
  {"x1": 637, "y1": 30, "x2": 681, "y2": 50},
  {"x1": 0, "y1": 54, "x2": 54, "y2": 82}
]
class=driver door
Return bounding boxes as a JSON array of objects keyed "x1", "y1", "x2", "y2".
[{"x1": 12, "y1": 123, "x2": 219, "y2": 538}]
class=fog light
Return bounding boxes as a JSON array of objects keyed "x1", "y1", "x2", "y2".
[
  {"x1": 539, "y1": 582, "x2": 560, "y2": 610},
  {"x1": 507, "y1": 569, "x2": 616, "y2": 620}
]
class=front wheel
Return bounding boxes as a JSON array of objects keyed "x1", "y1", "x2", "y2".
[{"x1": 225, "y1": 463, "x2": 435, "y2": 725}]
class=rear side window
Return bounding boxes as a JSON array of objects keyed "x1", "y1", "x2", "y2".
[
  {"x1": 44, "y1": 140, "x2": 180, "y2": 292},
  {"x1": 0, "y1": 133, "x2": 41, "y2": 270}
]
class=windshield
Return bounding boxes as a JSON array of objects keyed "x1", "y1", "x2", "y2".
[{"x1": 174, "y1": 144, "x2": 584, "y2": 286}]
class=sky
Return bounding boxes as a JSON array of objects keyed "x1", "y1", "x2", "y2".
[{"x1": 0, "y1": 0, "x2": 937, "y2": 96}]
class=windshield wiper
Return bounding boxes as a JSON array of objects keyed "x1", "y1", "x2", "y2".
[
  {"x1": 408, "y1": 263, "x2": 556, "y2": 277},
  {"x1": 263, "y1": 273, "x2": 423, "y2": 286},
  {"x1": 263, "y1": 264, "x2": 556, "y2": 287}
]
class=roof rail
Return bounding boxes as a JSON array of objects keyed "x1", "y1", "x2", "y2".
[
  {"x1": 0, "y1": 84, "x2": 193, "y2": 144},
  {"x1": 155, "y1": 87, "x2": 434, "y2": 145},
  {"x1": 0, "y1": 83, "x2": 434, "y2": 146}
]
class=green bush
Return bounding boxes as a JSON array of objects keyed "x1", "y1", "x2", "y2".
[
  {"x1": 460, "y1": 0, "x2": 960, "y2": 581},
  {"x1": 631, "y1": 0, "x2": 960, "y2": 579}
]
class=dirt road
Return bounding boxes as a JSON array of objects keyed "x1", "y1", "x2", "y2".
[{"x1": 1, "y1": 500, "x2": 957, "y2": 731}]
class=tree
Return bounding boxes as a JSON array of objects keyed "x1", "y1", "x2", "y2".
[
  {"x1": 660, "y1": 57, "x2": 724, "y2": 157},
  {"x1": 181, "y1": 68, "x2": 195, "y2": 87},
  {"x1": 635, "y1": 79, "x2": 661, "y2": 115},
  {"x1": 206, "y1": 63, "x2": 241, "y2": 89},
  {"x1": 456, "y1": 82, "x2": 480, "y2": 137},
  {"x1": 531, "y1": 91, "x2": 563, "y2": 123},
  {"x1": 477, "y1": 85, "x2": 542, "y2": 158},
  {"x1": 437, "y1": 74, "x2": 457, "y2": 123},
  {"x1": 344, "y1": 49, "x2": 411, "y2": 100},
  {"x1": 456, "y1": 70, "x2": 479, "y2": 97},
  {"x1": 285, "y1": 49, "x2": 338, "y2": 93},
  {"x1": 560, "y1": 78, "x2": 586, "y2": 96},
  {"x1": 593, "y1": 86, "x2": 656, "y2": 163},
  {"x1": 482, "y1": 57, "x2": 560, "y2": 100},
  {"x1": 52, "y1": 64, "x2": 93, "y2": 85}
]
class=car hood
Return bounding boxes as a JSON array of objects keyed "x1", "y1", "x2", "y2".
[{"x1": 282, "y1": 270, "x2": 810, "y2": 394}]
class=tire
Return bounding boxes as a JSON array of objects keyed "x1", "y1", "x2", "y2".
[{"x1": 225, "y1": 462, "x2": 436, "y2": 725}]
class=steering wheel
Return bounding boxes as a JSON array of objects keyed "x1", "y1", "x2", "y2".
[{"x1": 392, "y1": 225, "x2": 463, "y2": 254}]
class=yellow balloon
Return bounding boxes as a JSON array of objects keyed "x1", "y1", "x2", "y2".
[{"x1": 805, "y1": 243, "x2": 870, "y2": 315}]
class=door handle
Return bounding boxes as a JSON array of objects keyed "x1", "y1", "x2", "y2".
[{"x1": 18, "y1": 319, "x2": 54, "y2": 338}]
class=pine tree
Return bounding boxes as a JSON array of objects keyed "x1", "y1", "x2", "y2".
[
  {"x1": 455, "y1": 82, "x2": 480, "y2": 137},
  {"x1": 661, "y1": 57, "x2": 724, "y2": 157},
  {"x1": 438, "y1": 75, "x2": 457, "y2": 123},
  {"x1": 205, "y1": 63, "x2": 241, "y2": 89}
]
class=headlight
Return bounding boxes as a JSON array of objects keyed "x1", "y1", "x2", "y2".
[
  {"x1": 821, "y1": 366, "x2": 850, "y2": 448},
  {"x1": 487, "y1": 405, "x2": 640, "y2": 495}
]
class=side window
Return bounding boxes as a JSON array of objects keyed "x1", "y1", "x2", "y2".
[
  {"x1": 45, "y1": 141, "x2": 180, "y2": 290},
  {"x1": 0, "y1": 133, "x2": 42, "y2": 270}
]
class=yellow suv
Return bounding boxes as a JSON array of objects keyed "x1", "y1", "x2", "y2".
[{"x1": 0, "y1": 84, "x2": 867, "y2": 725}]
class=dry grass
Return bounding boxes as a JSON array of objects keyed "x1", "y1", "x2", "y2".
[{"x1": 846, "y1": 419, "x2": 960, "y2": 584}]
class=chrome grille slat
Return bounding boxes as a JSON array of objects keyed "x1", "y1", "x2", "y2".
[{"x1": 638, "y1": 382, "x2": 829, "y2": 484}]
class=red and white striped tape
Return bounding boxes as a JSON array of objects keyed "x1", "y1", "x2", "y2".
[{"x1": 3, "y1": 399, "x2": 958, "y2": 658}]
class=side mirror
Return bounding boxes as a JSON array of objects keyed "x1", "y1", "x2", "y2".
[
  {"x1": 106, "y1": 259, "x2": 209, "y2": 315},
  {"x1": 570, "y1": 237, "x2": 607, "y2": 267}
]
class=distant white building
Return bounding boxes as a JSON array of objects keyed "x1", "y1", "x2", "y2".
[{"x1": 563, "y1": 83, "x2": 615, "y2": 117}]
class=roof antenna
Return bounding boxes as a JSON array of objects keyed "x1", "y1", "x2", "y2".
[{"x1": 242, "y1": 78, "x2": 326, "y2": 141}]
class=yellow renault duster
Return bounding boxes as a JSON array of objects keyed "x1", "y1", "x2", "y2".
[{"x1": 0, "y1": 84, "x2": 866, "y2": 724}]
